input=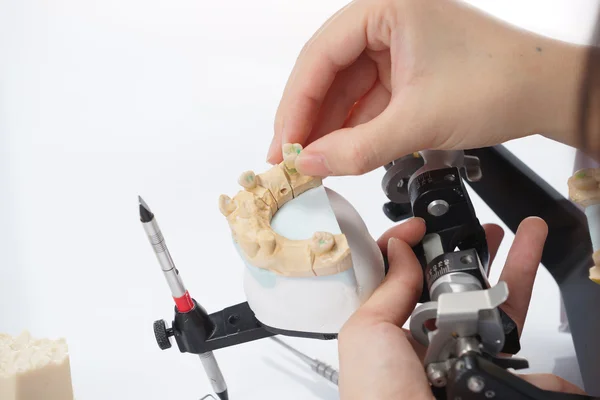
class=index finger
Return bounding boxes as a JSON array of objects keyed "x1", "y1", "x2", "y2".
[
  {"x1": 499, "y1": 217, "x2": 548, "y2": 334},
  {"x1": 271, "y1": 1, "x2": 370, "y2": 162}
]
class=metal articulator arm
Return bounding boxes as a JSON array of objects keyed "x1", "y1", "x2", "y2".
[
  {"x1": 152, "y1": 299, "x2": 340, "y2": 356},
  {"x1": 440, "y1": 350, "x2": 598, "y2": 400},
  {"x1": 382, "y1": 149, "x2": 597, "y2": 400}
]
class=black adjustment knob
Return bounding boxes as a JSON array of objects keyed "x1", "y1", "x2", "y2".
[{"x1": 153, "y1": 319, "x2": 173, "y2": 350}]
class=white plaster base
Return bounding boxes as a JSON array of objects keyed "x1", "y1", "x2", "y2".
[{"x1": 234, "y1": 186, "x2": 384, "y2": 334}]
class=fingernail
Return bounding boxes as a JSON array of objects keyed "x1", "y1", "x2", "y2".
[
  {"x1": 524, "y1": 216, "x2": 547, "y2": 226},
  {"x1": 295, "y1": 152, "x2": 332, "y2": 176},
  {"x1": 387, "y1": 237, "x2": 401, "y2": 262},
  {"x1": 266, "y1": 140, "x2": 277, "y2": 164},
  {"x1": 410, "y1": 217, "x2": 426, "y2": 225}
]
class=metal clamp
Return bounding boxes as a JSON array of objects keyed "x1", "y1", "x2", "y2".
[{"x1": 410, "y1": 281, "x2": 509, "y2": 383}]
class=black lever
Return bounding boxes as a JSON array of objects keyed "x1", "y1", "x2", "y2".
[{"x1": 443, "y1": 352, "x2": 597, "y2": 400}]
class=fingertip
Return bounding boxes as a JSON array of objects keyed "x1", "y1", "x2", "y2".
[
  {"x1": 358, "y1": 236, "x2": 423, "y2": 325},
  {"x1": 267, "y1": 155, "x2": 282, "y2": 165},
  {"x1": 299, "y1": 106, "x2": 410, "y2": 177},
  {"x1": 524, "y1": 216, "x2": 549, "y2": 233},
  {"x1": 519, "y1": 216, "x2": 549, "y2": 242},
  {"x1": 405, "y1": 217, "x2": 427, "y2": 244},
  {"x1": 266, "y1": 132, "x2": 283, "y2": 164},
  {"x1": 386, "y1": 237, "x2": 422, "y2": 279},
  {"x1": 377, "y1": 217, "x2": 426, "y2": 253},
  {"x1": 387, "y1": 237, "x2": 401, "y2": 264},
  {"x1": 411, "y1": 216, "x2": 427, "y2": 231},
  {"x1": 522, "y1": 215, "x2": 547, "y2": 227},
  {"x1": 266, "y1": 145, "x2": 275, "y2": 164},
  {"x1": 483, "y1": 223, "x2": 505, "y2": 269},
  {"x1": 266, "y1": 152, "x2": 279, "y2": 165},
  {"x1": 384, "y1": 237, "x2": 423, "y2": 302},
  {"x1": 484, "y1": 223, "x2": 505, "y2": 239},
  {"x1": 483, "y1": 223, "x2": 505, "y2": 247},
  {"x1": 295, "y1": 151, "x2": 333, "y2": 177}
]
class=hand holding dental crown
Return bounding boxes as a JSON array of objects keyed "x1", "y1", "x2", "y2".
[{"x1": 282, "y1": 143, "x2": 303, "y2": 173}]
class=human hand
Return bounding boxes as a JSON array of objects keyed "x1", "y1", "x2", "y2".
[
  {"x1": 337, "y1": 217, "x2": 587, "y2": 399},
  {"x1": 268, "y1": 0, "x2": 585, "y2": 177}
]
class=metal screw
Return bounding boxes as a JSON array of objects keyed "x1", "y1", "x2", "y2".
[
  {"x1": 427, "y1": 365, "x2": 447, "y2": 387},
  {"x1": 485, "y1": 390, "x2": 495, "y2": 398},
  {"x1": 445, "y1": 174, "x2": 456, "y2": 182},
  {"x1": 454, "y1": 360, "x2": 465, "y2": 371},
  {"x1": 467, "y1": 376, "x2": 485, "y2": 393},
  {"x1": 460, "y1": 255, "x2": 474, "y2": 265},
  {"x1": 228, "y1": 314, "x2": 240, "y2": 325},
  {"x1": 427, "y1": 200, "x2": 450, "y2": 217}
]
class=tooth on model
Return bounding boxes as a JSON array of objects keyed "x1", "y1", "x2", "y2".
[
  {"x1": 311, "y1": 232, "x2": 335, "y2": 255},
  {"x1": 238, "y1": 171, "x2": 257, "y2": 189},
  {"x1": 282, "y1": 143, "x2": 303, "y2": 173},
  {"x1": 258, "y1": 230, "x2": 276, "y2": 255},
  {"x1": 218, "y1": 194, "x2": 236, "y2": 216}
]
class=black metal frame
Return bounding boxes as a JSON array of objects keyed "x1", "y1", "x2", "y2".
[
  {"x1": 152, "y1": 144, "x2": 600, "y2": 399},
  {"x1": 441, "y1": 352, "x2": 596, "y2": 400},
  {"x1": 464, "y1": 146, "x2": 600, "y2": 397}
]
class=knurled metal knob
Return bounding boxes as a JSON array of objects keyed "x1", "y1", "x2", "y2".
[{"x1": 153, "y1": 319, "x2": 173, "y2": 350}]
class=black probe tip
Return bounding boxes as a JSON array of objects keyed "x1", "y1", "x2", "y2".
[
  {"x1": 138, "y1": 195, "x2": 154, "y2": 223},
  {"x1": 216, "y1": 390, "x2": 229, "y2": 400}
]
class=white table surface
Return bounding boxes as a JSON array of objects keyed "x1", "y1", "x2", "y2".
[{"x1": 1, "y1": 1, "x2": 599, "y2": 398}]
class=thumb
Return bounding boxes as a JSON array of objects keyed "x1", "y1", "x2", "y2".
[
  {"x1": 352, "y1": 237, "x2": 423, "y2": 327},
  {"x1": 294, "y1": 105, "x2": 427, "y2": 176}
]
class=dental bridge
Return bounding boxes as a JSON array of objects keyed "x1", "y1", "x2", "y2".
[{"x1": 151, "y1": 146, "x2": 600, "y2": 400}]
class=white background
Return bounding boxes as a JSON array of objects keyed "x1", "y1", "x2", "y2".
[{"x1": 1, "y1": 0, "x2": 599, "y2": 399}]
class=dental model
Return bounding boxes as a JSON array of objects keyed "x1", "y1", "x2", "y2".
[
  {"x1": 0, "y1": 331, "x2": 74, "y2": 400},
  {"x1": 219, "y1": 144, "x2": 385, "y2": 334},
  {"x1": 220, "y1": 144, "x2": 351, "y2": 277},
  {"x1": 568, "y1": 168, "x2": 600, "y2": 283}
]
